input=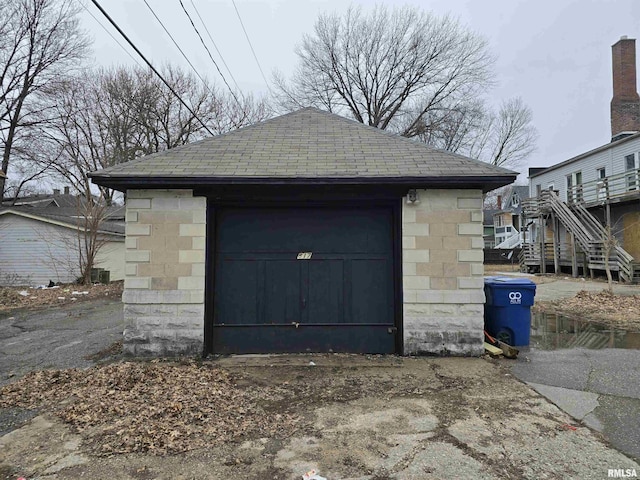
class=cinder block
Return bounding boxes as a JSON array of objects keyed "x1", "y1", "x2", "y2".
[
  {"x1": 471, "y1": 263, "x2": 484, "y2": 276},
  {"x1": 138, "y1": 263, "x2": 166, "y2": 277},
  {"x1": 178, "y1": 276, "x2": 204, "y2": 290},
  {"x1": 125, "y1": 264, "x2": 138, "y2": 276},
  {"x1": 127, "y1": 224, "x2": 151, "y2": 236},
  {"x1": 151, "y1": 277, "x2": 178, "y2": 290},
  {"x1": 415, "y1": 236, "x2": 443, "y2": 250},
  {"x1": 403, "y1": 223, "x2": 429, "y2": 236},
  {"x1": 403, "y1": 289, "x2": 417, "y2": 303},
  {"x1": 123, "y1": 289, "x2": 194, "y2": 304},
  {"x1": 403, "y1": 250, "x2": 430, "y2": 263},
  {"x1": 193, "y1": 208, "x2": 206, "y2": 224},
  {"x1": 179, "y1": 250, "x2": 206, "y2": 263},
  {"x1": 430, "y1": 277, "x2": 458, "y2": 290},
  {"x1": 126, "y1": 211, "x2": 138, "y2": 222},
  {"x1": 165, "y1": 263, "x2": 192, "y2": 277},
  {"x1": 125, "y1": 250, "x2": 150, "y2": 263},
  {"x1": 442, "y1": 262, "x2": 470, "y2": 277},
  {"x1": 429, "y1": 223, "x2": 457, "y2": 237},
  {"x1": 180, "y1": 224, "x2": 206, "y2": 237},
  {"x1": 457, "y1": 197, "x2": 482, "y2": 209},
  {"x1": 416, "y1": 262, "x2": 444, "y2": 277},
  {"x1": 192, "y1": 236, "x2": 206, "y2": 250},
  {"x1": 471, "y1": 237, "x2": 484, "y2": 249},
  {"x1": 152, "y1": 197, "x2": 181, "y2": 210},
  {"x1": 458, "y1": 223, "x2": 483, "y2": 236},
  {"x1": 403, "y1": 304, "x2": 433, "y2": 316},
  {"x1": 177, "y1": 304, "x2": 205, "y2": 316},
  {"x1": 402, "y1": 262, "x2": 416, "y2": 276},
  {"x1": 165, "y1": 236, "x2": 192, "y2": 251},
  {"x1": 179, "y1": 197, "x2": 206, "y2": 209},
  {"x1": 125, "y1": 277, "x2": 150, "y2": 289},
  {"x1": 402, "y1": 206, "x2": 416, "y2": 224},
  {"x1": 403, "y1": 276, "x2": 430, "y2": 290},
  {"x1": 471, "y1": 211, "x2": 483, "y2": 222},
  {"x1": 458, "y1": 277, "x2": 484, "y2": 289},
  {"x1": 458, "y1": 250, "x2": 484, "y2": 262},
  {"x1": 127, "y1": 198, "x2": 151, "y2": 209},
  {"x1": 125, "y1": 236, "x2": 137, "y2": 249},
  {"x1": 402, "y1": 236, "x2": 416, "y2": 249},
  {"x1": 415, "y1": 290, "x2": 444, "y2": 303}
]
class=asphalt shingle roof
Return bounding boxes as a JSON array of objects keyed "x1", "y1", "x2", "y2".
[{"x1": 90, "y1": 108, "x2": 516, "y2": 184}]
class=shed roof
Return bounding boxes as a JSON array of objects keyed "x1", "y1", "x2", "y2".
[{"x1": 90, "y1": 107, "x2": 516, "y2": 192}]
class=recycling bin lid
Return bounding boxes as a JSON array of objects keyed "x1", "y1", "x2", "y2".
[{"x1": 484, "y1": 276, "x2": 536, "y2": 286}]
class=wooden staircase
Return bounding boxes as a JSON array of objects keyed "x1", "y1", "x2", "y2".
[{"x1": 522, "y1": 190, "x2": 636, "y2": 283}]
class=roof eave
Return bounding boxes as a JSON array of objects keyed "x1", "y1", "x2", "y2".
[{"x1": 89, "y1": 174, "x2": 516, "y2": 194}]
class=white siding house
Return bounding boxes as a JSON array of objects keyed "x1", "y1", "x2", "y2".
[
  {"x1": 529, "y1": 133, "x2": 640, "y2": 203},
  {"x1": 0, "y1": 210, "x2": 124, "y2": 286}
]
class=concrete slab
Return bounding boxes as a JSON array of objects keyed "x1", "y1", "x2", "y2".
[{"x1": 527, "y1": 382, "x2": 600, "y2": 422}]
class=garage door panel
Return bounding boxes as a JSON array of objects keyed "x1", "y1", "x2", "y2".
[
  {"x1": 307, "y1": 260, "x2": 344, "y2": 324},
  {"x1": 217, "y1": 208, "x2": 392, "y2": 254},
  {"x1": 351, "y1": 259, "x2": 393, "y2": 324},
  {"x1": 212, "y1": 206, "x2": 396, "y2": 353},
  {"x1": 213, "y1": 325, "x2": 395, "y2": 354},
  {"x1": 215, "y1": 258, "x2": 259, "y2": 325},
  {"x1": 265, "y1": 260, "x2": 301, "y2": 324}
]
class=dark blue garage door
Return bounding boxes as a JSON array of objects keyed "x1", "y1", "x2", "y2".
[{"x1": 212, "y1": 207, "x2": 396, "y2": 354}]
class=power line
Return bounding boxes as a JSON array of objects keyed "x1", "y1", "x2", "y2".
[
  {"x1": 81, "y1": 2, "x2": 142, "y2": 68},
  {"x1": 178, "y1": 0, "x2": 247, "y2": 115},
  {"x1": 189, "y1": 0, "x2": 241, "y2": 93},
  {"x1": 88, "y1": 0, "x2": 215, "y2": 136},
  {"x1": 230, "y1": 0, "x2": 272, "y2": 93},
  {"x1": 142, "y1": 0, "x2": 212, "y2": 91}
]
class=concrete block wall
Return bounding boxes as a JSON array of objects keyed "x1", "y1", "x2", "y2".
[
  {"x1": 122, "y1": 189, "x2": 206, "y2": 355},
  {"x1": 402, "y1": 189, "x2": 485, "y2": 356}
]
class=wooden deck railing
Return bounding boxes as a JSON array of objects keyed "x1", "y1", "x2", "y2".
[{"x1": 567, "y1": 168, "x2": 640, "y2": 205}]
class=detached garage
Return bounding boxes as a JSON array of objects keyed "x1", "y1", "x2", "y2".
[{"x1": 89, "y1": 108, "x2": 516, "y2": 356}]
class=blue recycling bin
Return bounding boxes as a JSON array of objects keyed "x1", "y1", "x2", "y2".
[{"x1": 484, "y1": 277, "x2": 537, "y2": 346}]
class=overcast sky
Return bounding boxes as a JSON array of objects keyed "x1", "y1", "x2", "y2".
[{"x1": 81, "y1": 0, "x2": 640, "y2": 180}]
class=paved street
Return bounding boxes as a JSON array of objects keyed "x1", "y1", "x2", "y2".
[{"x1": 502, "y1": 275, "x2": 640, "y2": 462}]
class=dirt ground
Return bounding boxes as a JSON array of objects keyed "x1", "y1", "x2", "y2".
[
  {"x1": 0, "y1": 356, "x2": 637, "y2": 480},
  {"x1": 0, "y1": 282, "x2": 123, "y2": 313}
]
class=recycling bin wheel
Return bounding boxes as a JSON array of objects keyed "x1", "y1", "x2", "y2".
[{"x1": 495, "y1": 329, "x2": 514, "y2": 345}]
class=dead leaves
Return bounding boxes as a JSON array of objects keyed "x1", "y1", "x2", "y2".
[
  {"x1": 534, "y1": 289, "x2": 640, "y2": 331},
  {"x1": 0, "y1": 282, "x2": 123, "y2": 312},
  {"x1": 0, "y1": 362, "x2": 300, "y2": 456}
]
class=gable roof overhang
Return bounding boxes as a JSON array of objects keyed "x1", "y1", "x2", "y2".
[
  {"x1": 89, "y1": 108, "x2": 517, "y2": 195},
  {"x1": 0, "y1": 208, "x2": 125, "y2": 238},
  {"x1": 530, "y1": 131, "x2": 640, "y2": 179}
]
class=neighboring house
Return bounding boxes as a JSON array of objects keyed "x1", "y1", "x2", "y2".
[
  {"x1": 90, "y1": 107, "x2": 516, "y2": 357},
  {"x1": 492, "y1": 185, "x2": 529, "y2": 249},
  {"x1": 0, "y1": 194, "x2": 125, "y2": 286},
  {"x1": 483, "y1": 209, "x2": 498, "y2": 248},
  {"x1": 523, "y1": 36, "x2": 640, "y2": 282}
]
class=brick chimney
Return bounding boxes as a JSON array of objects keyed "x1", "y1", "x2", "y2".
[{"x1": 611, "y1": 36, "x2": 640, "y2": 141}]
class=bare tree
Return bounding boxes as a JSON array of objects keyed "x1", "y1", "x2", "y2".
[
  {"x1": 274, "y1": 5, "x2": 494, "y2": 135},
  {"x1": 35, "y1": 64, "x2": 270, "y2": 282},
  {"x1": 0, "y1": 0, "x2": 90, "y2": 197},
  {"x1": 276, "y1": 5, "x2": 538, "y2": 169},
  {"x1": 475, "y1": 97, "x2": 538, "y2": 168}
]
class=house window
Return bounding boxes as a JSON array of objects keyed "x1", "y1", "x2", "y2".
[
  {"x1": 626, "y1": 153, "x2": 639, "y2": 191},
  {"x1": 566, "y1": 171, "x2": 582, "y2": 203},
  {"x1": 535, "y1": 184, "x2": 541, "y2": 196},
  {"x1": 597, "y1": 167, "x2": 607, "y2": 200}
]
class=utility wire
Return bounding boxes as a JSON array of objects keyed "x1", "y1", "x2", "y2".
[
  {"x1": 230, "y1": 0, "x2": 272, "y2": 93},
  {"x1": 189, "y1": 0, "x2": 241, "y2": 93},
  {"x1": 89, "y1": 0, "x2": 215, "y2": 136},
  {"x1": 81, "y1": 2, "x2": 142, "y2": 68},
  {"x1": 178, "y1": 0, "x2": 247, "y2": 116},
  {"x1": 142, "y1": 0, "x2": 212, "y2": 91}
]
